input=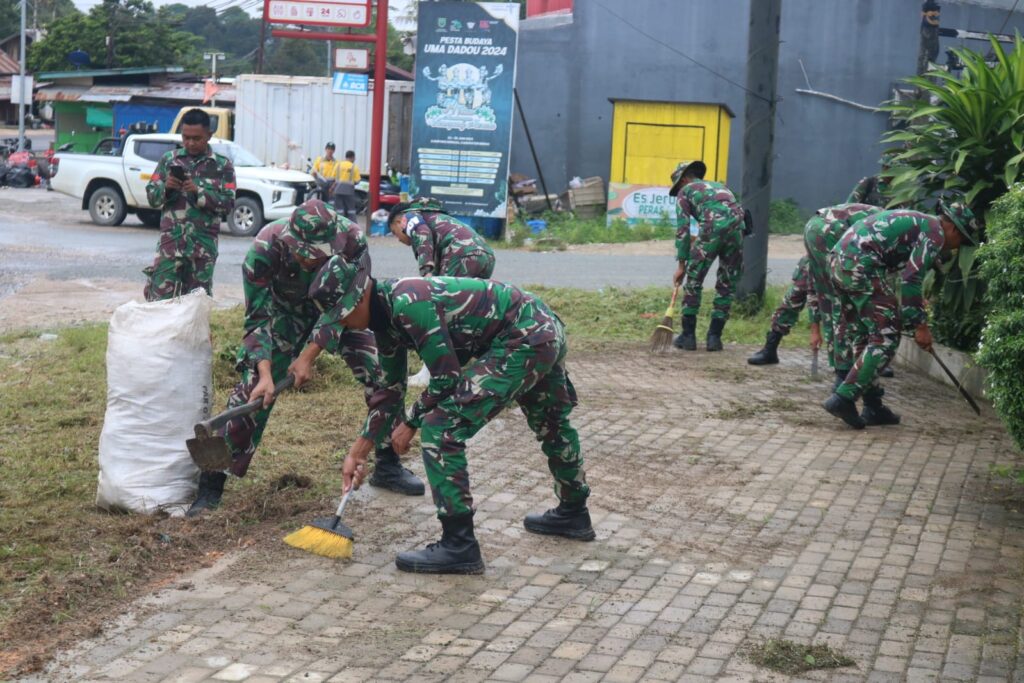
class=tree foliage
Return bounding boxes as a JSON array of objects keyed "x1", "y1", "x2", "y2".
[{"x1": 28, "y1": 0, "x2": 200, "y2": 72}]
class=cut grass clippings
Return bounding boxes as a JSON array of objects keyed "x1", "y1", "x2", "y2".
[
  {"x1": 0, "y1": 284, "x2": 805, "y2": 675},
  {"x1": 746, "y1": 638, "x2": 856, "y2": 675}
]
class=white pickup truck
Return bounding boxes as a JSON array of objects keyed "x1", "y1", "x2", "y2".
[{"x1": 50, "y1": 133, "x2": 316, "y2": 236}]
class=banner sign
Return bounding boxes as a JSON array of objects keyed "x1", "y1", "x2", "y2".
[
  {"x1": 408, "y1": 2, "x2": 520, "y2": 219},
  {"x1": 607, "y1": 183, "x2": 680, "y2": 226},
  {"x1": 332, "y1": 72, "x2": 369, "y2": 96}
]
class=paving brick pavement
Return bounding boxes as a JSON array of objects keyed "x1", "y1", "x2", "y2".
[{"x1": 25, "y1": 345, "x2": 1024, "y2": 682}]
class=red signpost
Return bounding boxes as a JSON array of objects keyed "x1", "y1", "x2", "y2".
[{"x1": 264, "y1": 0, "x2": 389, "y2": 214}]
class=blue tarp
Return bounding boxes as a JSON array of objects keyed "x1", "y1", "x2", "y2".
[{"x1": 112, "y1": 102, "x2": 180, "y2": 135}]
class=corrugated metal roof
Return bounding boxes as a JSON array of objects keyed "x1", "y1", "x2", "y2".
[
  {"x1": 0, "y1": 50, "x2": 19, "y2": 74},
  {"x1": 79, "y1": 85, "x2": 152, "y2": 102},
  {"x1": 145, "y1": 82, "x2": 237, "y2": 103}
]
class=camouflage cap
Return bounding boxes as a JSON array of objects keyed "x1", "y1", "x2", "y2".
[
  {"x1": 669, "y1": 160, "x2": 707, "y2": 197},
  {"x1": 308, "y1": 254, "x2": 370, "y2": 322},
  {"x1": 937, "y1": 199, "x2": 979, "y2": 245},
  {"x1": 284, "y1": 199, "x2": 340, "y2": 261}
]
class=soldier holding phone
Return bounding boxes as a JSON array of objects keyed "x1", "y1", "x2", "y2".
[{"x1": 144, "y1": 108, "x2": 236, "y2": 301}]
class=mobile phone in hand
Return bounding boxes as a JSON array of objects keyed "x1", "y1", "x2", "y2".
[{"x1": 169, "y1": 166, "x2": 187, "y2": 181}]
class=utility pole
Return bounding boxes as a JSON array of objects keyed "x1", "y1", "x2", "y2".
[
  {"x1": 17, "y1": 0, "x2": 26, "y2": 152},
  {"x1": 256, "y1": 19, "x2": 266, "y2": 74},
  {"x1": 738, "y1": 0, "x2": 782, "y2": 301},
  {"x1": 204, "y1": 52, "x2": 226, "y2": 106}
]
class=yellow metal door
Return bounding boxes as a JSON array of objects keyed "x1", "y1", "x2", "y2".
[
  {"x1": 610, "y1": 100, "x2": 732, "y2": 185},
  {"x1": 622, "y1": 123, "x2": 705, "y2": 185}
]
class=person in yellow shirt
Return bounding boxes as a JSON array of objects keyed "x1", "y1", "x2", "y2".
[
  {"x1": 311, "y1": 143, "x2": 340, "y2": 198},
  {"x1": 334, "y1": 150, "x2": 362, "y2": 221}
]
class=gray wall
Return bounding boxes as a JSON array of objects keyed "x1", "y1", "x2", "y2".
[{"x1": 510, "y1": 0, "x2": 1024, "y2": 212}]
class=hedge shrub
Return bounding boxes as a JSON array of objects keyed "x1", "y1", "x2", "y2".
[{"x1": 976, "y1": 185, "x2": 1024, "y2": 452}]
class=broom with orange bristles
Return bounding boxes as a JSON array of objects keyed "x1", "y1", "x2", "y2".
[{"x1": 649, "y1": 284, "x2": 681, "y2": 352}]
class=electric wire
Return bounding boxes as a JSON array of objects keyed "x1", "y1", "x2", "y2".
[{"x1": 999, "y1": 0, "x2": 1021, "y2": 35}]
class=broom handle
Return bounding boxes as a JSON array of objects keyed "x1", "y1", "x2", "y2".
[
  {"x1": 329, "y1": 489, "x2": 352, "y2": 530},
  {"x1": 664, "y1": 285, "x2": 681, "y2": 317}
]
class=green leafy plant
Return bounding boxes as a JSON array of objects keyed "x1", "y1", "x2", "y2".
[
  {"x1": 880, "y1": 35, "x2": 1024, "y2": 351},
  {"x1": 768, "y1": 198, "x2": 808, "y2": 235},
  {"x1": 976, "y1": 185, "x2": 1024, "y2": 452}
]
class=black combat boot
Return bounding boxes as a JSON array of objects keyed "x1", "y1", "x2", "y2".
[
  {"x1": 673, "y1": 315, "x2": 697, "y2": 350},
  {"x1": 879, "y1": 365, "x2": 895, "y2": 378},
  {"x1": 369, "y1": 446, "x2": 425, "y2": 496},
  {"x1": 747, "y1": 330, "x2": 783, "y2": 365},
  {"x1": 823, "y1": 393, "x2": 866, "y2": 430},
  {"x1": 187, "y1": 471, "x2": 227, "y2": 517},
  {"x1": 395, "y1": 513, "x2": 485, "y2": 574},
  {"x1": 523, "y1": 500, "x2": 596, "y2": 541},
  {"x1": 861, "y1": 387, "x2": 901, "y2": 426},
  {"x1": 706, "y1": 317, "x2": 726, "y2": 352}
]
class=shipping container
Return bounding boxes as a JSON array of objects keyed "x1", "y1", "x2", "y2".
[{"x1": 235, "y1": 74, "x2": 414, "y2": 174}]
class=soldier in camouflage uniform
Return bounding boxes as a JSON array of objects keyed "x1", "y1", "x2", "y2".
[
  {"x1": 144, "y1": 108, "x2": 236, "y2": 301},
  {"x1": 749, "y1": 204, "x2": 882, "y2": 369},
  {"x1": 313, "y1": 260, "x2": 592, "y2": 574},
  {"x1": 388, "y1": 196, "x2": 496, "y2": 278},
  {"x1": 187, "y1": 200, "x2": 422, "y2": 516},
  {"x1": 847, "y1": 156, "x2": 894, "y2": 207},
  {"x1": 824, "y1": 200, "x2": 977, "y2": 429},
  {"x1": 669, "y1": 160, "x2": 746, "y2": 352}
]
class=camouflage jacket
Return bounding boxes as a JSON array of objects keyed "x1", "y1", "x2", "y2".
[
  {"x1": 674, "y1": 180, "x2": 744, "y2": 261},
  {"x1": 831, "y1": 210, "x2": 944, "y2": 329},
  {"x1": 811, "y1": 203, "x2": 882, "y2": 254},
  {"x1": 146, "y1": 147, "x2": 236, "y2": 235},
  {"x1": 846, "y1": 175, "x2": 892, "y2": 207},
  {"x1": 240, "y1": 218, "x2": 367, "y2": 366},
  {"x1": 405, "y1": 211, "x2": 494, "y2": 276},
  {"x1": 368, "y1": 277, "x2": 561, "y2": 429}
]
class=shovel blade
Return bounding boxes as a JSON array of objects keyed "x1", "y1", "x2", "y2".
[{"x1": 186, "y1": 436, "x2": 233, "y2": 472}]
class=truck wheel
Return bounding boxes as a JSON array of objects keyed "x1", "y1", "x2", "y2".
[
  {"x1": 88, "y1": 186, "x2": 127, "y2": 226},
  {"x1": 137, "y1": 209, "x2": 162, "y2": 228},
  {"x1": 228, "y1": 197, "x2": 263, "y2": 237}
]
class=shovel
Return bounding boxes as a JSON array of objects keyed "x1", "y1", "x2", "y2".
[
  {"x1": 187, "y1": 375, "x2": 295, "y2": 471},
  {"x1": 810, "y1": 347, "x2": 820, "y2": 380}
]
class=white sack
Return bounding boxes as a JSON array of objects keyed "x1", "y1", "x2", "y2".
[{"x1": 96, "y1": 290, "x2": 214, "y2": 515}]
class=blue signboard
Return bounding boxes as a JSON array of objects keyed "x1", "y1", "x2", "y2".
[
  {"x1": 409, "y1": 2, "x2": 520, "y2": 219},
  {"x1": 332, "y1": 72, "x2": 369, "y2": 96}
]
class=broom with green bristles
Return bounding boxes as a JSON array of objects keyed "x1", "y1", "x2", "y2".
[
  {"x1": 649, "y1": 284, "x2": 681, "y2": 353},
  {"x1": 283, "y1": 489, "x2": 355, "y2": 559}
]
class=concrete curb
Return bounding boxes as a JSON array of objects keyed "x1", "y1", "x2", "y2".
[{"x1": 896, "y1": 340, "x2": 988, "y2": 399}]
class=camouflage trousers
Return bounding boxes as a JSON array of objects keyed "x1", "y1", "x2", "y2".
[
  {"x1": 769, "y1": 257, "x2": 811, "y2": 336},
  {"x1": 682, "y1": 219, "x2": 743, "y2": 320},
  {"x1": 419, "y1": 325, "x2": 588, "y2": 519},
  {"x1": 439, "y1": 249, "x2": 496, "y2": 279},
  {"x1": 831, "y1": 266, "x2": 900, "y2": 401},
  {"x1": 220, "y1": 317, "x2": 388, "y2": 477},
  {"x1": 804, "y1": 218, "x2": 845, "y2": 372},
  {"x1": 144, "y1": 227, "x2": 218, "y2": 301}
]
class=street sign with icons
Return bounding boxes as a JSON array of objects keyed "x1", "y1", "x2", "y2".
[
  {"x1": 334, "y1": 47, "x2": 370, "y2": 71},
  {"x1": 264, "y1": 0, "x2": 371, "y2": 28}
]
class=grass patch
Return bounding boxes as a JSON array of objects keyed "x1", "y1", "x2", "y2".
[
  {"x1": 0, "y1": 284, "x2": 809, "y2": 673},
  {"x1": 746, "y1": 639, "x2": 856, "y2": 675},
  {"x1": 769, "y1": 198, "x2": 810, "y2": 235},
  {"x1": 533, "y1": 284, "x2": 810, "y2": 349},
  {"x1": 500, "y1": 213, "x2": 675, "y2": 247}
]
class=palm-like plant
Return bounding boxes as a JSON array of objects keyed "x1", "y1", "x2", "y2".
[
  {"x1": 884, "y1": 34, "x2": 1024, "y2": 216},
  {"x1": 881, "y1": 35, "x2": 1024, "y2": 352}
]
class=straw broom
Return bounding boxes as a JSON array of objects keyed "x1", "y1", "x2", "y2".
[
  {"x1": 649, "y1": 284, "x2": 681, "y2": 353},
  {"x1": 283, "y1": 489, "x2": 355, "y2": 559}
]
